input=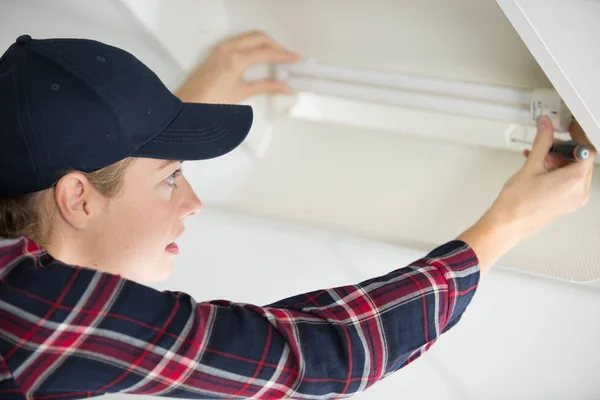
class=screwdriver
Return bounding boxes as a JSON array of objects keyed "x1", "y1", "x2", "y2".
[{"x1": 510, "y1": 138, "x2": 590, "y2": 162}]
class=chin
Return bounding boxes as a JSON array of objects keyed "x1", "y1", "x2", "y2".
[
  {"x1": 137, "y1": 259, "x2": 175, "y2": 284},
  {"x1": 157, "y1": 259, "x2": 176, "y2": 281}
]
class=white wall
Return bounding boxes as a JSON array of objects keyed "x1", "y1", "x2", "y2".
[{"x1": 0, "y1": 0, "x2": 183, "y2": 88}]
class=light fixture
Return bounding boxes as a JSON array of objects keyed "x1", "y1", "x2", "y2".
[
  {"x1": 275, "y1": 59, "x2": 572, "y2": 132},
  {"x1": 265, "y1": 59, "x2": 590, "y2": 162}
]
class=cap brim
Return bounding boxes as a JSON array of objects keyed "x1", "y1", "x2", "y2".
[{"x1": 133, "y1": 102, "x2": 253, "y2": 161}]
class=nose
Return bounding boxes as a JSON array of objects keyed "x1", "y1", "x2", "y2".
[{"x1": 180, "y1": 179, "x2": 203, "y2": 218}]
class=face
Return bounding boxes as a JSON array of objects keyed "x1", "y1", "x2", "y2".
[{"x1": 81, "y1": 158, "x2": 202, "y2": 283}]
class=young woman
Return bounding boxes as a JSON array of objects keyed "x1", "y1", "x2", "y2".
[{"x1": 0, "y1": 31, "x2": 595, "y2": 399}]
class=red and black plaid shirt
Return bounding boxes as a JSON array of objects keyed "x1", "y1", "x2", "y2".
[{"x1": 0, "y1": 236, "x2": 479, "y2": 399}]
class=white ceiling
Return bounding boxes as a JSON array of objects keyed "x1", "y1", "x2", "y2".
[
  {"x1": 195, "y1": 0, "x2": 600, "y2": 282},
  {"x1": 222, "y1": 0, "x2": 552, "y2": 89}
]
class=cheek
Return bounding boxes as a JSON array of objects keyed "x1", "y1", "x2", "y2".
[
  {"x1": 100, "y1": 201, "x2": 176, "y2": 282},
  {"x1": 103, "y1": 194, "x2": 175, "y2": 256}
]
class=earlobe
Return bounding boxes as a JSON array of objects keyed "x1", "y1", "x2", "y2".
[{"x1": 54, "y1": 173, "x2": 94, "y2": 230}]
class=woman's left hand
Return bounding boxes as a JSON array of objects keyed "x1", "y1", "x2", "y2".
[{"x1": 175, "y1": 30, "x2": 300, "y2": 104}]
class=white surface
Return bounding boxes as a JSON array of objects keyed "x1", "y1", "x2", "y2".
[
  {"x1": 218, "y1": 116, "x2": 600, "y2": 283},
  {"x1": 117, "y1": 0, "x2": 230, "y2": 73},
  {"x1": 210, "y1": 0, "x2": 600, "y2": 281},
  {"x1": 0, "y1": 0, "x2": 180, "y2": 88},
  {"x1": 496, "y1": 0, "x2": 600, "y2": 146},
  {"x1": 222, "y1": 0, "x2": 552, "y2": 89}
]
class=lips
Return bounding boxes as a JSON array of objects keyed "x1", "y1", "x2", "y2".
[{"x1": 165, "y1": 242, "x2": 179, "y2": 255}]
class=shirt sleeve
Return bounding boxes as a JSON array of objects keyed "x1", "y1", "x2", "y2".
[{"x1": 0, "y1": 239, "x2": 479, "y2": 399}]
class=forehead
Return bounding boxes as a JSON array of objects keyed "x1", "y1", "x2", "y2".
[
  {"x1": 153, "y1": 159, "x2": 181, "y2": 171},
  {"x1": 123, "y1": 158, "x2": 182, "y2": 178},
  {"x1": 136, "y1": 158, "x2": 181, "y2": 169}
]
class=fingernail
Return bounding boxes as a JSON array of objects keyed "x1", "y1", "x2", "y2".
[{"x1": 538, "y1": 117, "x2": 549, "y2": 130}]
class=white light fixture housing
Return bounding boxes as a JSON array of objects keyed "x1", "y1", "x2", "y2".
[{"x1": 268, "y1": 59, "x2": 590, "y2": 161}]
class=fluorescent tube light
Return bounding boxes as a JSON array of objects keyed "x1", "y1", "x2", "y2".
[
  {"x1": 275, "y1": 59, "x2": 574, "y2": 133},
  {"x1": 277, "y1": 59, "x2": 532, "y2": 106},
  {"x1": 281, "y1": 75, "x2": 531, "y2": 125}
]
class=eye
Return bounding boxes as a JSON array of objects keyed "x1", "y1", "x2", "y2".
[{"x1": 164, "y1": 168, "x2": 183, "y2": 188}]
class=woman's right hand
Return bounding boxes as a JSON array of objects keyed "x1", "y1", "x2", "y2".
[{"x1": 457, "y1": 115, "x2": 596, "y2": 275}]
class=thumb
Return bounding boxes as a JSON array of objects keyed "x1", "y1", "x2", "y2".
[
  {"x1": 244, "y1": 79, "x2": 292, "y2": 97},
  {"x1": 525, "y1": 116, "x2": 555, "y2": 172}
]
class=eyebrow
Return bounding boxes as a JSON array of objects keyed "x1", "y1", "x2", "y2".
[{"x1": 155, "y1": 160, "x2": 182, "y2": 172}]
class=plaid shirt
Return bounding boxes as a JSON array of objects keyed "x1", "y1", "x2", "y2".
[{"x1": 0, "y1": 236, "x2": 479, "y2": 399}]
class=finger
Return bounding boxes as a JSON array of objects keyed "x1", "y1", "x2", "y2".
[
  {"x1": 240, "y1": 47, "x2": 301, "y2": 68},
  {"x1": 544, "y1": 153, "x2": 569, "y2": 172},
  {"x1": 551, "y1": 155, "x2": 590, "y2": 180},
  {"x1": 583, "y1": 150, "x2": 595, "y2": 193},
  {"x1": 525, "y1": 116, "x2": 555, "y2": 172},
  {"x1": 230, "y1": 31, "x2": 274, "y2": 49},
  {"x1": 231, "y1": 30, "x2": 299, "y2": 56},
  {"x1": 244, "y1": 79, "x2": 292, "y2": 97},
  {"x1": 585, "y1": 164, "x2": 593, "y2": 193},
  {"x1": 545, "y1": 142, "x2": 594, "y2": 199},
  {"x1": 576, "y1": 141, "x2": 596, "y2": 181},
  {"x1": 551, "y1": 146, "x2": 595, "y2": 183},
  {"x1": 569, "y1": 118, "x2": 597, "y2": 155},
  {"x1": 524, "y1": 147, "x2": 572, "y2": 171}
]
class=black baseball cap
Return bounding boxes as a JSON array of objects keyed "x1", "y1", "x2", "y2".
[{"x1": 0, "y1": 35, "x2": 253, "y2": 196}]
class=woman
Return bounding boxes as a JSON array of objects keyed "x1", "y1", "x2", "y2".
[{"x1": 0, "y1": 31, "x2": 595, "y2": 399}]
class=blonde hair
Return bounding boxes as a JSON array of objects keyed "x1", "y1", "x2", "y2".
[{"x1": 0, "y1": 158, "x2": 135, "y2": 243}]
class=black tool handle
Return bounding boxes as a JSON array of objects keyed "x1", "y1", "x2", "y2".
[{"x1": 549, "y1": 140, "x2": 590, "y2": 162}]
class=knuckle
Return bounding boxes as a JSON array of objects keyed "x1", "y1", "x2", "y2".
[
  {"x1": 215, "y1": 41, "x2": 233, "y2": 56},
  {"x1": 570, "y1": 167, "x2": 588, "y2": 182},
  {"x1": 582, "y1": 193, "x2": 590, "y2": 207},
  {"x1": 228, "y1": 51, "x2": 244, "y2": 68},
  {"x1": 214, "y1": 44, "x2": 242, "y2": 68},
  {"x1": 573, "y1": 185, "x2": 589, "y2": 208},
  {"x1": 249, "y1": 29, "x2": 268, "y2": 39}
]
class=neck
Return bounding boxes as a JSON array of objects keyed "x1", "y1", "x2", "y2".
[{"x1": 42, "y1": 226, "x2": 109, "y2": 274}]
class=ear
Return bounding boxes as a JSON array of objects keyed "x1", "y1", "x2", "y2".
[{"x1": 53, "y1": 172, "x2": 99, "y2": 230}]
